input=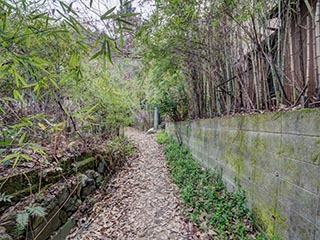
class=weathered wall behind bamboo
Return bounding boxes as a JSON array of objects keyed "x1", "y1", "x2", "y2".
[
  {"x1": 133, "y1": 110, "x2": 154, "y2": 131},
  {"x1": 213, "y1": 1, "x2": 319, "y2": 115},
  {"x1": 284, "y1": 0, "x2": 317, "y2": 101},
  {"x1": 233, "y1": 0, "x2": 318, "y2": 110},
  {"x1": 166, "y1": 109, "x2": 320, "y2": 239}
]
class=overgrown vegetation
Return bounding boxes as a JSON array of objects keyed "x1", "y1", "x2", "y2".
[
  {"x1": 156, "y1": 131, "x2": 277, "y2": 239},
  {"x1": 0, "y1": 0, "x2": 140, "y2": 237},
  {"x1": 138, "y1": 0, "x2": 320, "y2": 120},
  {"x1": 0, "y1": 135, "x2": 135, "y2": 239},
  {"x1": 0, "y1": 0, "x2": 140, "y2": 169},
  {"x1": 15, "y1": 204, "x2": 46, "y2": 235}
]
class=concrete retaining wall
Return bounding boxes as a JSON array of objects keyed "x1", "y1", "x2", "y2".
[{"x1": 166, "y1": 109, "x2": 320, "y2": 239}]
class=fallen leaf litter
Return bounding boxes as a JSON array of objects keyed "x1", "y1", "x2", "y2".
[{"x1": 67, "y1": 128, "x2": 194, "y2": 240}]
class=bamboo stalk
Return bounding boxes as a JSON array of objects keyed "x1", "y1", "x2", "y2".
[
  {"x1": 245, "y1": 54, "x2": 252, "y2": 110},
  {"x1": 258, "y1": 52, "x2": 264, "y2": 108},
  {"x1": 306, "y1": 14, "x2": 311, "y2": 96},
  {"x1": 223, "y1": 19, "x2": 232, "y2": 115},
  {"x1": 281, "y1": 1, "x2": 290, "y2": 104},
  {"x1": 313, "y1": 2, "x2": 317, "y2": 97},
  {"x1": 251, "y1": 46, "x2": 260, "y2": 109},
  {"x1": 288, "y1": 21, "x2": 297, "y2": 102},
  {"x1": 315, "y1": 0, "x2": 320, "y2": 96},
  {"x1": 277, "y1": 0, "x2": 283, "y2": 103},
  {"x1": 262, "y1": 0, "x2": 280, "y2": 106},
  {"x1": 297, "y1": 0, "x2": 306, "y2": 89}
]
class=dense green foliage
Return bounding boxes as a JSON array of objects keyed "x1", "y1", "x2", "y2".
[
  {"x1": 0, "y1": 0, "x2": 139, "y2": 166},
  {"x1": 0, "y1": 3, "x2": 141, "y2": 236},
  {"x1": 156, "y1": 131, "x2": 273, "y2": 239},
  {"x1": 138, "y1": 0, "x2": 317, "y2": 120}
]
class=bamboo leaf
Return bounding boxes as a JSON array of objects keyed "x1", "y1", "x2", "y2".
[
  {"x1": 59, "y1": 1, "x2": 69, "y2": 13},
  {"x1": 34, "y1": 82, "x2": 41, "y2": 93},
  {"x1": 2, "y1": 12, "x2": 7, "y2": 31},
  {"x1": 122, "y1": 27, "x2": 134, "y2": 32},
  {"x1": 0, "y1": 0, "x2": 16, "y2": 11},
  {"x1": 51, "y1": 122, "x2": 65, "y2": 132},
  {"x1": 120, "y1": 13, "x2": 139, "y2": 17},
  {"x1": 20, "y1": 154, "x2": 32, "y2": 161},
  {"x1": 106, "y1": 40, "x2": 113, "y2": 63},
  {"x1": 18, "y1": 132, "x2": 27, "y2": 144},
  {"x1": 37, "y1": 123, "x2": 47, "y2": 131},
  {"x1": 102, "y1": 14, "x2": 120, "y2": 20},
  {"x1": 32, "y1": 13, "x2": 47, "y2": 20},
  {"x1": 90, "y1": 50, "x2": 102, "y2": 61},
  {"x1": 1, "y1": 153, "x2": 19, "y2": 163},
  {"x1": 13, "y1": 89, "x2": 21, "y2": 101},
  {"x1": 118, "y1": 18, "x2": 135, "y2": 26},
  {"x1": 100, "y1": 7, "x2": 117, "y2": 20},
  {"x1": 12, "y1": 155, "x2": 20, "y2": 167},
  {"x1": 69, "y1": 16, "x2": 87, "y2": 32},
  {"x1": 120, "y1": 30, "x2": 123, "y2": 48},
  {"x1": 56, "y1": 10, "x2": 81, "y2": 34},
  {"x1": 123, "y1": 1, "x2": 131, "y2": 6},
  {"x1": 109, "y1": 40, "x2": 119, "y2": 55},
  {"x1": 48, "y1": 78, "x2": 59, "y2": 89},
  {"x1": 9, "y1": 120, "x2": 32, "y2": 128},
  {"x1": 10, "y1": 67, "x2": 27, "y2": 87},
  {"x1": 85, "y1": 103, "x2": 99, "y2": 115},
  {"x1": 59, "y1": 70, "x2": 76, "y2": 85}
]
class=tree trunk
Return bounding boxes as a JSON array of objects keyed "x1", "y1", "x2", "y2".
[
  {"x1": 315, "y1": 0, "x2": 320, "y2": 97},
  {"x1": 306, "y1": 15, "x2": 311, "y2": 96}
]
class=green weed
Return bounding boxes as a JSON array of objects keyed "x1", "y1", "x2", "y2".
[{"x1": 156, "y1": 131, "x2": 274, "y2": 240}]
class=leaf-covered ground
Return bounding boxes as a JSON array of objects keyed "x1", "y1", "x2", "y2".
[{"x1": 67, "y1": 128, "x2": 194, "y2": 239}]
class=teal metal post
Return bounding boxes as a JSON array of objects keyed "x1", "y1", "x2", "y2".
[{"x1": 154, "y1": 106, "x2": 159, "y2": 130}]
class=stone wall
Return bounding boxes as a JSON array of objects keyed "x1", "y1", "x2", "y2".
[
  {"x1": 0, "y1": 156, "x2": 107, "y2": 240},
  {"x1": 0, "y1": 143, "x2": 130, "y2": 240},
  {"x1": 166, "y1": 109, "x2": 320, "y2": 239}
]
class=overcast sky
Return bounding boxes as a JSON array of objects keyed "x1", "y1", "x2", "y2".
[
  {"x1": 74, "y1": 0, "x2": 155, "y2": 20},
  {"x1": 46, "y1": 0, "x2": 154, "y2": 33}
]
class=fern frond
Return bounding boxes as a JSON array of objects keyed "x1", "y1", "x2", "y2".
[
  {"x1": 0, "y1": 192, "x2": 13, "y2": 202},
  {"x1": 25, "y1": 205, "x2": 46, "y2": 217},
  {"x1": 16, "y1": 211, "x2": 29, "y2": 232}
]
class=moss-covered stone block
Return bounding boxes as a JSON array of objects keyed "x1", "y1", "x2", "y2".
[
  {"x1": 281, "y1": 108, "x2": 320, "y2": 136},
  {"x1": 166, "y1": 108, "x2": 320, "y2": 239},
  {"x1": 32, "y1": 206, "x2": 62, "y2": 240},
  {"x1": 279, "y1": 157, "x2": 319, "y2": 194},
  {"x1": 278, "y1": 179, "x2": 318, "y2": 223},
  {"x1": 276, "y1": 201, "x2": 316, "y2": 240},
  {"x1": 0, "y1": 168, "x2": 41, "y2": 195},
  {"x1": 50, "y1": 219, "x2": 76, "y2": 240},
  {"x1": 0, "y1": 154, "x2": 103, "y2": 216},
  {"x1": 72, "y1": 157, "x2": 96, "y2": 173}
]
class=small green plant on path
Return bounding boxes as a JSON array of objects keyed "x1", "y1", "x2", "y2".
[{"x1": 156, "y1": 131, "x2": 279, "y2": 240}]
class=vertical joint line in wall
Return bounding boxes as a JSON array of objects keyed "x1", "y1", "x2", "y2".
[{"x1": 273, "y1": 112, "x2": 283, "y2": 235}]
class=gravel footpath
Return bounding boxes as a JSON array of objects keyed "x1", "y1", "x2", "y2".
[{"x1": 68, "y1": 128, "x2": 193, "y2": 240}]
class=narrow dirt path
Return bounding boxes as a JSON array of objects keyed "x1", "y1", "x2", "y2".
[{"x1": 69, "y1": 128, "x2": 193, "y2": 239}]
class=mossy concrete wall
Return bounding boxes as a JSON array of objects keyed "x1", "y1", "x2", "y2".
[{"x1": 166, "y1": 109, "x2": 320, "y2": 239}]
